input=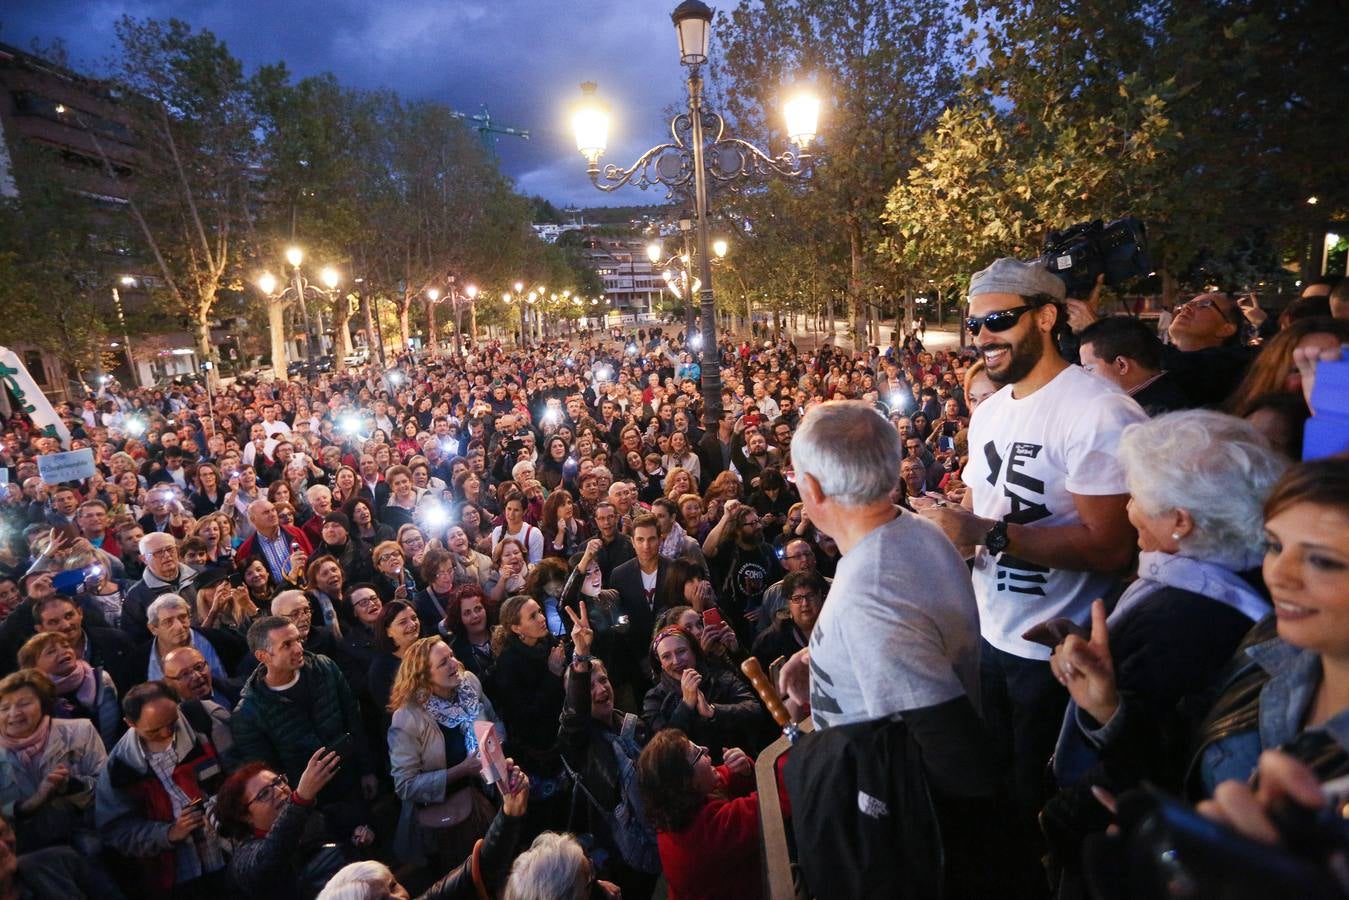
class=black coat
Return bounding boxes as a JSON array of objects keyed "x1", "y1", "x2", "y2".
[
  {"x1": 608, "y1": 557, "x2": 670, "y2": 692},
  {"x1": 491, "y1": 635, "x2": 565, "y2": 775},
  {"x1": 1041, "y1": 582, "x2": 1266, "y2": 869}
]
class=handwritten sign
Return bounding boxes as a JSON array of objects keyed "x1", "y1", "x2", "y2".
[{"x1": 37, "y1": 448, "x2": 96, "y2": 484}]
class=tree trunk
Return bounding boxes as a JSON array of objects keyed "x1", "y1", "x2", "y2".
[
  {"x1": 426, "y1": 297, "x2": 439, "y2": 352},
  {"x1": 268, "y1": 300, "x2": 289, "y2": 381},
  {"x1": 333, "y1": 294, "x2": 354, "y2": 370},
  {"x1": 195, "y1": 309, "x2": 216, "y2": 388},
  {"x1": 1161, "y1": 269, "x2": 1179, "y2": 309},
  {"x1": 398, "y1": 295, "x2": 411, "y2": 352},
  {"x1": 847, "y1": 217, "x2": 865, "y2": 348}
]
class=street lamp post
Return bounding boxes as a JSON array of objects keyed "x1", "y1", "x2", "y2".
[
  {"x1": 255, "y1": 245, "x2": 341, "y2": 380},
  {"x1": 111, "y1": 276, "x2": 139, "y2": 387},
  {"x1": 572, "y1": 0, "x2": 820, "y2": 428}
]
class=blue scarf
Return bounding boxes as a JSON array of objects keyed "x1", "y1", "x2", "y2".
[
  {"x1": 1109, "y1": 550, "x2": 1268, "y2": 627},
  {"x1": 423, "y1": 681, "x2": 483, "y2": 755}
]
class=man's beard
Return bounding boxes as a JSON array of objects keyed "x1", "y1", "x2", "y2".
[{"x1": 982, "y1": 330, "x2": 1045, "y2": 386}]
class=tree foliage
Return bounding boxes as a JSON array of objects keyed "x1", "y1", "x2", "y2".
[
  {"x1": 714, "y1": 0, "x2": 960, "y2": 341},
  {"x1": 108, "y1": 16, "x2": 259, "y2": 373},
  {"x1": 883, "y1": 0, "x2": 1349, "y2": 297}
]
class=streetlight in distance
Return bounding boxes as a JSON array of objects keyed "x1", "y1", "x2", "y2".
[{"x1": 572, "y1": 0, "x2": 821, "y2": 428}]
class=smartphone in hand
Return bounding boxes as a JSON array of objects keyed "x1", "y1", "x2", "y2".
[{"x1": 473, "y1": 722, "x2": 508, "y2": 785}]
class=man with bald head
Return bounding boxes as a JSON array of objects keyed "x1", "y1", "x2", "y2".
[
  {"x1": 301, "y1": 484, "x2": 334, "y2": 547},
  {"x1": 234, "y1": 499, "x2": 312, "y2": 588},
  {"x1": 162, "y1": 645, "x2": 237, "y2": 717},
  {"x1": 1162, "y1": 290, "x2": 1255, "y2": 408}
]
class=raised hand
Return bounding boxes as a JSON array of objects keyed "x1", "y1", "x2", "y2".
[
  {"x1": 1050, "y1": 599, "x2": 1118, "y2": 724},
  {"x1": 565, "y1": 601, "x2": 593, "y2": 657},
  {"x1": 680, "y1": 668, "x2": 703, "y2": 708},
  {"x1": 723, "y1": 747, "x2": 752, "y2": 776},
  {"x1": 499, "y1": 758, "x2": 530, "y2": 817},
  {"x1": 295, "y1": 747, "x2": 341, "y2": 802},
  {"x1": 547, "y1": 643, "x2": 567, "y2": 676}
]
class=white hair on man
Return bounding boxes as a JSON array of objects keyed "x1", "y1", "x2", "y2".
[
  {"x1": 145, "y1": 593, "x2": 190, "y2": 627},
  {"x1": 1118, "y1": 409, "x2": 1287, "y2": 567},
  {"x1": 503, "y1": 831, "x2": 590, "y2": 900},
  {"x1": 315, "y1": 860, "x2": 396, "y2": 900},
  {"x1": 790, "y1": 400, "x2": 902, "y2": 507},
  {"x1": 138, "y1": 531, "x2": 176, "y2": 558}
]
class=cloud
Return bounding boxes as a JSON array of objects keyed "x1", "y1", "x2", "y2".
[{"x1": 2, "y1": 0, "x2": 708, "y2": 208}]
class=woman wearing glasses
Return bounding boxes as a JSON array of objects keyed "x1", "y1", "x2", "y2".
[
  {"x1": 636, "y1": 729, "x2": 758, "y2": 900},
  {"x1": 215, "y1": 746, "x2": 358, "y2": 898}
]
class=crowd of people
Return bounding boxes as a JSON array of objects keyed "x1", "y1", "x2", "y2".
[{"x1": 0, "y1": 265, "x2": 1347, "y2": 899}]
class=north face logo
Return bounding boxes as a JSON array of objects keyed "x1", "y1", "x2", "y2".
[{"x1": 857, "y1": 790, "x2": 889, "y2": 819}]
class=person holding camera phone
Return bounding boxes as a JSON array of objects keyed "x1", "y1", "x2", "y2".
[
  {"x1": 96, "y1": 681, "x2": 229, "y2": 896},
  {"x1": 230, "y1": 616, "x2": 379, "y2": 842}
]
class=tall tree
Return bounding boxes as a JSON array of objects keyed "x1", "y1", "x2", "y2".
[
  {"x1": 883, "y1": 0, "x2": 1349, "y2": 297},
  {"x1": 715, "y1": 0, "x2": 960, "y2": 344},
  {"x1": 103, "y1": 17, "x2": 259, "y2": 382}
]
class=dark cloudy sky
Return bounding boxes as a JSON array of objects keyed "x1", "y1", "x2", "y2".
[{"x1": 2, "y1": 0, "x2": 702, "y2": 207}]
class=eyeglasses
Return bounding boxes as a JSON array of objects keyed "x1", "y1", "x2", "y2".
[
  {"x1": 148, "y1": 546, "x2": 178, "y2": 558},
  {"x1": 687, "y1": 743, "x2": 709, "y2": 767},
  {"x1": 166, "y1": 661, "x2": 210, "y2": 679},
  {"x1": 249, "y1": 773, "x2": 288, "y2": 806},
  {"x1": 284, "y1": 607, "x2": 312, "y2": 620},
  {"x1": 789, "y1": 592, "x2": 821, "y2": 605},
  {"x1": 964, "y1": 305, "x2": 1037, "y2": 336},
  {"x1": 1181, "y1": 297, "x2": 1225, "y2": 315},
  {"x1": 352, "y1": 594, "x2": 380, "y2": 609}
]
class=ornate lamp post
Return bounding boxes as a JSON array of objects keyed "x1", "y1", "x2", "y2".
[
  {"x1": 255, "y1": 245, "x2": 341, "y2": 380},
  {"x1": 572, "y1": 0, "x2": 820, "y2": 428}
]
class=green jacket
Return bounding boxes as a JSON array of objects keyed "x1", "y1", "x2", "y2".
[{"x1": 229, "y1": 652, "x2": 372, "y2": 788}]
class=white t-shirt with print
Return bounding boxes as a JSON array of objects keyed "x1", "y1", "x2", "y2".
[{"x1": 964, "y1": 365, "x2": 1146, "y2": 660}]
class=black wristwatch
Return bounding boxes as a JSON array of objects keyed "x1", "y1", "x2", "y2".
[{"x1": 984, "y1": 520, "x2": 1010, "y2": 555}]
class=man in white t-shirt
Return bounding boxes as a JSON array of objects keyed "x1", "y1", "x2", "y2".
[{"x1": 920, "y1": 257, "x2": 1144, "y2": 843}]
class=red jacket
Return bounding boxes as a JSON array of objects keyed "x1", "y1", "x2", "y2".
[
  {"x1": 657, "y1": 765, "x2": 761, "y2": 900},
  {"x1": 234, "y1": 524, "x2": 313, "y2": 582}
]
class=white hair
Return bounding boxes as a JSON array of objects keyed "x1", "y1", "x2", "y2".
[
  {"x1": 790, "y1": 400, "x2": 901, "y2": 506},
  {"x1": 138, "y1": 532, "x2": 175, "y2": 558},
  {"x1": 306, "y1": 484, "x2": 332, "y2": 503},
  {"x1": 503, "y1": 831, "x2": 588, "y2": 900},
  {"x1": 316, "y1": 860, "x2": 394, "y2": 900},
  {"x1": 146, "y1": 593, "x2": 189, "y2": 627},
  {"x1": 270, "y1": 589, "x2": 308, "y2": 615},
  {"x1": 1118, "y1": 410, "x2": 1287, "y2": 566}
]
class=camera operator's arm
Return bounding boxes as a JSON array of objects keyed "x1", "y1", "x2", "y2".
[
  {"x1": 1065, "y1": 274, "x2": 1106, "y2": 334},
  {"x1": 1197, "y1": 750, "x2": 1325, "y2": 846}
]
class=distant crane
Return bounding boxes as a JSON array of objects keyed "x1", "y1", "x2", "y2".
[{"x1": 450, "y1": 105, "x2": 530, "y2": 158}]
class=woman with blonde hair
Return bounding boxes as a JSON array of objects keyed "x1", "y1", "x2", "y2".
[
  {"x1": 387, "y1": 635, "x2": 502, "y2": 869},
  {"x1": 662, "y1": 466, "x2": 695, "y2": 501},
  {"x1": 189, "y1": 513, "x2": 234, "y2": 567}
]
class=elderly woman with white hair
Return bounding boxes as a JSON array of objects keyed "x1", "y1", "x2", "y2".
[{"x1": 1041, "y1": 410, "x2": 1287, "y2": 884}]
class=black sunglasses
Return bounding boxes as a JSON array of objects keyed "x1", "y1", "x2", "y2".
[{"x1": 965, "y1": 304, "x2": 1038, "y2": 336}]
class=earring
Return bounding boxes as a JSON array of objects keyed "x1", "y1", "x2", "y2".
[{"x1": 1171, "y1": 532, "x2": 1181, "y2": 540}]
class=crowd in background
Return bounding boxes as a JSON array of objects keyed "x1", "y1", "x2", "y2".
[{"x1": 0, "y1": 267, "x2": 1347, "y2": 899}]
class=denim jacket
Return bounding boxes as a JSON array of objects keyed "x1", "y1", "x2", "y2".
[{"x1": 1199, "y1": 638, "x2": 1349, "y2": 795}]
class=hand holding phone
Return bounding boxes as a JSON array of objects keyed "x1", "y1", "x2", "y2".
[{"x1": 702, "y1": 607, "x2": 724, "y2": 629}]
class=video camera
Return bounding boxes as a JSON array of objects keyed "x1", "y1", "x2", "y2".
[{"x1": 1041, "y1": 217, "x2": 1151, "y2": 299}]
